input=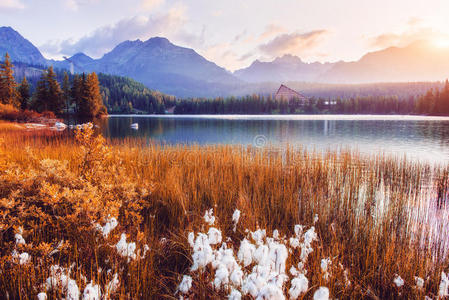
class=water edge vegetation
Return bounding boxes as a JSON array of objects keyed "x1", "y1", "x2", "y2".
[{"x1": 0, "y1": 123, "x2": 448, "y2": 299}]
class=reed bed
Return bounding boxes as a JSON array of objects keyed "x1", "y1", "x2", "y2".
[{"x1": 0, "y1": 123, "x2": 448, "y2": 299}]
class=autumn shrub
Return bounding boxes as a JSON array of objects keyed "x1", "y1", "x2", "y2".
[
  {"x1": 0, "y1": 126, "x2": 153, "y2": 299},
  {"x1": 0, "y1": 104, "x2": 58, "y2": 124},
  {"x1": 39, "y1": 111, "x2": 57, "y2": 121},
  {"x1": 0, "y1": 103, "x2": 20, "y2": 121}
]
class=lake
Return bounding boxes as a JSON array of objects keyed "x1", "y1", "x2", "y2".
[{"x1": 97, "y1": 115, "x2": 449, "y2": 164}]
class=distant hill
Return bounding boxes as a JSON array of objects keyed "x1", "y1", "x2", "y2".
[
  {"x1": 50, "y1": 52, "x2": 95, "y2": 71},
  {"x1": 234, "y1": 54, "x2": 333, "y2": 83}
]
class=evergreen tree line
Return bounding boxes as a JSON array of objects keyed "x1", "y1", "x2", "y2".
[
  {"x1": 3, "y1": 56, "x2": 177, "y2": 116},
  {"x1": 96, "y1": 73, "x2": 176, "y2": 114},
  {"x1": 29, "y1": 67, "x2": 106, "y2": 117},
  {"x1": 173, "y1": 95, "x2": 418, "y2": 115},
  {"x1": 250, "y1": 81, "x2": 444, "y2": 100},
  {"x1": 415, "y1": 80, "x2": 449, "y2": 115},
  {"x1": 0, "y1": 53, "x2": 106, "y2": 118},
  {"x1": 174, "y1": 82, "x2": 449, "y2": 115}
]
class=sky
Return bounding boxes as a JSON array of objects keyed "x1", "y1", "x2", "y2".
[{"x1": 1, "y1": 0, "x2": 449, "y2": 71}]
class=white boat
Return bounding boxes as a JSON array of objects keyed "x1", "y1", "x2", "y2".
[{"x1": 130, "y1": 123, "x2": 139, "y2": 129}]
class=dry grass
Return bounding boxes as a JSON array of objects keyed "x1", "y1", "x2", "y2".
[
  {"x1": 0, "y1": 120, "x2": 27, "y2": 131},
  {"x1": 0, "y1": 124, "x2": 448, "y2": 299}
]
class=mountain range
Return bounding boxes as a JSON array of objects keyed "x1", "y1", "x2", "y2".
[
  {"x1": 234, "y1": 54, "x2": 334, "y2": 83},
  {"x1": 1, "y1": 26, "x2": 449, "y2": 98},
  {"x1": 0, "y1": 26, "x2": 240, "y2": 97},
  {"x1": 235, "y1": 42, "x2": 449, "y2": 84},
  {"x1": 52, "y1": 37, "x2": 242, "y2": 97},
  {"x1": 319, "y1": 41, "x2": 449, "y2": 83}
]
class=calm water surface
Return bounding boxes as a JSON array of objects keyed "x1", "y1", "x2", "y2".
[{"x1": 98, "y1": 115, "x2": 449, "y2": 164}]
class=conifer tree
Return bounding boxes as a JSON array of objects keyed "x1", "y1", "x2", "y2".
[
  {"x1": 76, "y1": 73, "x2": 88, "y2": 116},
  {"x1": 45, "y1": 66, "x2": 64, "y2": 114},
  {"x1": 441, "y1": 79, "x2": 449, "y2": 115},
  {"x1": 18, "y1": 77, "x2": 30, "y2": 110},
  {"x1": 78, "y1": 72, "x2": 107, "y2": 117},
  {"x1": 32, "y1": 67, "x2": 64, "y2": 114},
  {"x1": 32, "y1": 73, "x2": 48, "y2": 112},
  {"x1": 71, "y1": 74, "x2": 83, "y2": 114},
  {"x1": 62, "y1": 72, "x2": 71, "y2": 113},
  {"x1": 0, "y1": 53, "x2": 18, "y2": 106}
]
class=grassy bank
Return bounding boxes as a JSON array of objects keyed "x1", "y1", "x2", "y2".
[{"x1": 0, "y1": 124, "x2": 448, "y2": 299}]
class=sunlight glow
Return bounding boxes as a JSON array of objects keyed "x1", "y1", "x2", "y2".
[{"x1": 432, "y1": 37, "x2": 449, "y2": 48}]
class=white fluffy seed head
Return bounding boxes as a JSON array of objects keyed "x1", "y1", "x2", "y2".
[{"x1": 313, "y1": 287, "x2": 329, "y2": 300}]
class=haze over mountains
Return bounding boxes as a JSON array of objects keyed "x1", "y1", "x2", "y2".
[
  {"x1": 235, "y1": 42, "x2": 449, "y2": 84},
  {"x1": 319, "y1": 41, "x2": 449, "y2": 83},
  {"x1": 1, "y1": 26, "x2": 449, "y2": 97},
  {"x1": 234, "y1": 54, "x2": 334, "y2": 83}
]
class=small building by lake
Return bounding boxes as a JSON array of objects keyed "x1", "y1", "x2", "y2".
[{"x1": 275, "y1": 84, "x2": 308, "y2": 104}]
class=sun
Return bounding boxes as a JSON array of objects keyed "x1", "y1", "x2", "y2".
[{"x1": 432, "y1": 38, "x2": 449, "y2": 48}]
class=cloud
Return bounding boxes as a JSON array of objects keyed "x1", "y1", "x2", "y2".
[
  {"x1": 407, "y1": 17, "x2": 424, "y2": 27},
  {"x1": 233, "y1": 30, "x2": 247, "y2": 43},
  {"x1": 65, "y1": 0, "x2": 99, "y2": 11},
  {"x1": 258, "y1": 30, "x2": 328, "y2": 57},
  {"x1": 199, "y1": 42, "x2": 241, "y2": 70},
  {"x1": 172, "y1": 24, "x2": 205, "y2": 49},
  {"x1": 369, "y1": 17, "x2": 447, "y2": 49},
  {"x1": 39, "y1": 40, "x2": 62, "y2": 58},
  {"x1": 370, "y1": 29, "x2": 433, "y2": 49},
  {"x1": 258, "y1": 24, "x2": 286, "y2": 41},
  {"x1": 203, "y1": 24, "x2": 287, "y2": 69},
  {"x1": 199, "y1": 26, "x2": 329, "y2": 71},
  {"x1": 238, "y1": 52, "x2": 254, "y2": 62},
  {"x1": 211, "y1": 9, "x2": 223, "y2": 17},
  {"x1": 0, "y1": 0, "x2": 25, "y2": 11},
  {"x1": 41, "y1": 7, "x2": 187, "y2": 58},
  {"x1": 236, "y1": 24, "x2": 287, "y2": 46},
  {"x1": 141, "y1": 0, "x2": 164, "y2": 11}
]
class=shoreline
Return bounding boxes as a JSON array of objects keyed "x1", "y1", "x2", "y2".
[
  {"x1": 107, "y1": 113, "x2": 449, "y2": 121},
  {"x1": 0, "y1": 120, "x2": 67, "y2": 131}
]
